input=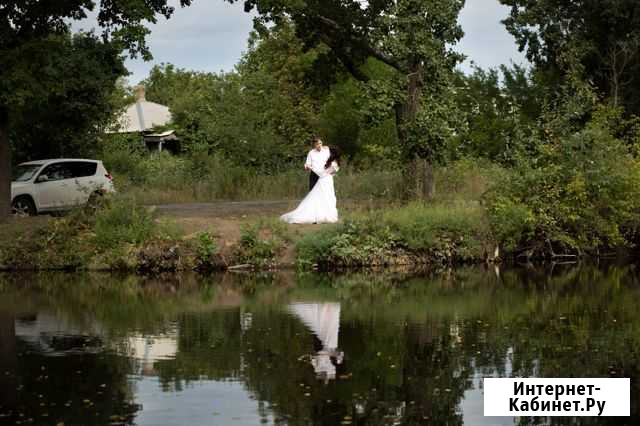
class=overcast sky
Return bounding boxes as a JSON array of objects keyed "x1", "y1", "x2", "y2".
[{"x1": 78, "y1": 0, "x2": 529, "y2": 84}]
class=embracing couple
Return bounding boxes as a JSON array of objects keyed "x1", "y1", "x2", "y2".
[{"x1": 281, "y1": 136, "x2": 340, "y2": 224}]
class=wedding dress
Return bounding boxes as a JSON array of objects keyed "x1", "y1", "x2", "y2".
[{"x1": 280, "y1": 162, "x2": 339, "y2": 224}]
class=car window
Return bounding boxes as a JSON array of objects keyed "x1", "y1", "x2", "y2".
[
  {"x1": 13, "y1": 165, "x2": 42, "y2": 182},
  {"x1": 68, "y1": 162, "x2": 97, "y2": 178},
  {"x1": 38, "y1": 163, "x2": 74, "y2": 182}
]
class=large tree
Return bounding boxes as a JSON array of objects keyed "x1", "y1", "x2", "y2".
[
  {"x1": 227, "y1": 0, "x2": 465, "y2": 199},
  {"x1": 500, "y1": 0, "x2": 640, "y2": 114},
  {"x1": 0, "y1": 0, "x2": 191, "y2": 219},
  {"x1": 8, "y1": 33, "x2": 128, "y2": 164}
]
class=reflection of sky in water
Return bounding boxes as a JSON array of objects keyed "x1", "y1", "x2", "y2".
[
  {"x1": 132, "y1": 377, "x2": 274, "y2": 426},
  {"x1": 460, "y1": 350, "x2": 516, "y2": 425},
  {"x1": 460, "y1": 374, "x2": 515, "y2": 426},
  {"x1": 124, "y1": 325, "x2": 275, "y2": 425}
]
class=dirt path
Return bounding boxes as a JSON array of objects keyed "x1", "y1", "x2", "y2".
[
  {"x1": 152, "y1": 200, "x2": 299, "y2": 241},
  {"x1": 152, "y1": 200, "x2": 297, "y2": 219},
  {"x1": 151, "y1": 200, "x2": 324, "y2": 263}
]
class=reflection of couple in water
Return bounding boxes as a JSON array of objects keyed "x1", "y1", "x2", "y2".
[
  {"x1": 311, "y1": 347, "x2": 344, "y2": 381},
  {"x1": 288, "y1": 302, "x2": 344, "y2": 381}
]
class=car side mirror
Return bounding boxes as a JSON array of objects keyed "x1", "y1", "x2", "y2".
[{"x1": 36, "y1": 174, "x2": 49, "y2": 183}]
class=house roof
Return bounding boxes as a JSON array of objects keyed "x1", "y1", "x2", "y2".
[{"x1": 110, "y1": 86, "x2": 172, "y2": 133}]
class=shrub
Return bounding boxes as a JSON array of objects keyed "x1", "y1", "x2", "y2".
[
  {"x1": 484, "y1": 104, "x2": 640, "y2": 255},
  {"x1": 99, "y1": 133, "x2": 147, "y2": 183},
  {"x1": 195, "y1": 232, "x2": 218, "y2": 260},
  {"x1": 296, "y1": 203, "x2": 492, "y2": 268},
  {"x1": 233, "y1": 224, "x2": 282, "y2": 267},
  {"x1": 192, "y1": 231, "x2": 227, "y2": 271},
  {"x1": 485, "y1": 197, "x2": 535, "y2": 252},
  {"x1": 435, "y1": 157, "x2": 505, "y2": 202},
  {"x1": 93, "y1": 197, "x2": 156, "y2": 249}
]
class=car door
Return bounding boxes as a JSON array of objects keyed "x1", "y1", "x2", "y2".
[
  {"x1": 68, "y1": 161, "x2": 99, "y2": 205},
  {"x1": 34, "y1": 162, "x2": 75, "y2": 210}
]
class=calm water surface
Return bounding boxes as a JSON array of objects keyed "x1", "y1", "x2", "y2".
[{"x1": 0, "y1": 265, "x2": 638, "y2": 425}]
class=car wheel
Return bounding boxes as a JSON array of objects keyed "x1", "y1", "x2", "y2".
[{"x1": 11, "y1": 196, "x2": 37, "y2": 217}]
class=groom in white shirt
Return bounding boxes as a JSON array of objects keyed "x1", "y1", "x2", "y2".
[{"x1": 304, "y1": 136, "x2": 330, "y2": 192}]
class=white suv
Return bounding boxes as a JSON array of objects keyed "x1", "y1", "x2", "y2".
[{"x1": 11, "y1": 159, "x2": 115, "y2": 216}]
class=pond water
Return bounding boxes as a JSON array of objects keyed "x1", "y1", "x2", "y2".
[{"x1": 0, "y1": 264, "x2": 638, "y2": 425}]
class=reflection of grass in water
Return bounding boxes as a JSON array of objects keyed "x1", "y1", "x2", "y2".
[
  {"x1": 284, "y1": 265, "x2": 640, "y2": 326},
  {"x1": 0, "y1": 273, "x2": 227, "y2": 335},
  {"x1": 2, "y1": 264, "x2": 640, "y2": 336}
]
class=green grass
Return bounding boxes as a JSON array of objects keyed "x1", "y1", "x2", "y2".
[
  {"x1": 381, "y1": 202, "x2": 489, "y2": 250},
  {"x1": 296, "y1": 201, "x2": 493, "y2": 269},
  {"x1": 114, "y1": 154, "x2": 498, "y2": 206},
  {"x1": 120, "y1": 167, "x2": 403, "y2": 204},
  {"x1": 105, "y1": 150, "x2": 403, "y2": 204}
]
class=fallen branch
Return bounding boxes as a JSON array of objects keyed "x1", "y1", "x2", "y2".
[{"x1": 228, "y1": 264, "x2": 252, "y2": 270}]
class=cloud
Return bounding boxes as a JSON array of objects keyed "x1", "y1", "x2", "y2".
[
  {"x1": 124, "y1": 1, "x2": 255, "y2": 84},
  {"x1": 73, "y1": 0, "x2": 255, "y2": 84},
  {"x1": 455, "y1": 0, "x2": 530, "y2": 72}
]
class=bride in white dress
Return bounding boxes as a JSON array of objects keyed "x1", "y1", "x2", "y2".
[{"x1": 281, "y1": 147, "x2": 340, "y2": 224}]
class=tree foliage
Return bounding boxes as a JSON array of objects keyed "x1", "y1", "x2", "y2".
[
  {"x1": 226, "y1": 0, "x2": 466, "y2": 198},
  {"x1": 140, "y1": 21, "x2": 402, "y2": 172},
  {"x1": 500, "y1": 0, "x2": 640, "y2": 114},
  {"x1": 485, "y1": 98, "x2": 640, "y2": 255},
  {"x1": 7, "y1": 33, "x2": 127, "y2": 163},
  {"x1": 450, "y1": 64, "x2": 544, "y2": 163}
]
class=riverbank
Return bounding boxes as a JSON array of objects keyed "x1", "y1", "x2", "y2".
[
  {"x1": 6, "y1": 150, "x2": 640, "y2": 271},
  {"x1": 0, "y1": 197, "x2": 498, "y2": 273},
  {"x1": 2, "y1": 159, "x2": 504, "y2": 273}
]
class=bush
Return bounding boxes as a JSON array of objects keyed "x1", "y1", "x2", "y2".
[
  {"x1": 233, "y1": 224, "x2": 283, "y2": 267},
  {"x1": 192, "y1": 231, "x2": 227, "y2": 271},
  {"x1": 99, "y1": 133, "x2": 147, "y2": 183},
  {"x1": 296, "y1": 202, "x2": 492, "y2": 268},
  {"x1": 93, "y1": 197, "x2": 156, "y2": 249},
  {"x1": 484, "y1": 104, "x2": 640, "y2": 255},
  {"x1": 383, "y1": 202, "x2": 490, "y2": 258},
  {"x1": 435, "y1": 157, "x2": 505, "y2": 202}
]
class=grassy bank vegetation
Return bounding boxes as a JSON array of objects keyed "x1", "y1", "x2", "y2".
[
  {"x1": 0, "y1": 197, "x2": 178, "y2": 271},
  {"x1": 295, "y1": 203, "x2": 492, "y2": 268},
  {"x1": 101, "y1": 135, "x2": 403, "y2": 204},
  {"x1": 0, "y1": 159, "x2": 498, "y2": 271}
]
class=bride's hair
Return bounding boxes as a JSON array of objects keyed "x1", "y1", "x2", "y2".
[{"x1": 325, "y1": 146, "x2": 341, "y2": 168}]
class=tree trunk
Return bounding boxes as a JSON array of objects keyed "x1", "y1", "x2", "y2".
[
  {"x1": 395, "y1": 66, "x2": 435, "y2": 200},
  {"x1": 0, "y1": 107, "x2": 10, "y2": 221}
]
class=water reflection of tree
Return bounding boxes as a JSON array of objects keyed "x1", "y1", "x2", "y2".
[
  {"x1": 0, "y1": 311, "x2": 139, "y2": 425},
  {"x1": 149, "y1": 306, "x2": 476, "y2": 424},
  {"x1": 3, "y1": 264, "x2": 640, "y2": 425},
  {"x1": 0, "y1": 312, "x2": 17, "y2": 412}
]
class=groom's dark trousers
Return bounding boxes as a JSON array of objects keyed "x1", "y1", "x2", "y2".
[{"x1": 309, "y1": 172, "x2": 319, "y2": 192}]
